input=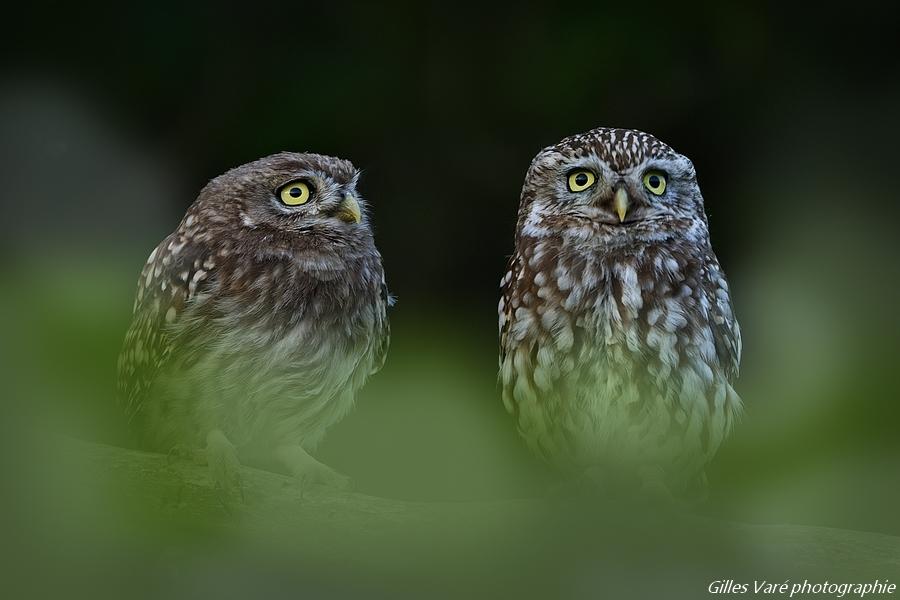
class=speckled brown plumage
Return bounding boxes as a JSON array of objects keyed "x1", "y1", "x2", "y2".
[
  {"x1": 499, "y1": 128, "x2": 741, "y2": 495},
  {"x1": 118, "y1": 152, "x2": 390, "y2": 494}
]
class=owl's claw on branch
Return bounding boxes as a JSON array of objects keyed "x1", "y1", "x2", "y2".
[
  {"x1": 275, "y1": 445, "x2": 353, "y2": 494},
  {"x1": 166, "y1": 443, "x2": 206, "y2": 466},
  {"x1": 297, "y1": 464, "x2": 353, "y2": 494},
  {"x1": 206, "y1": 430, "x2": 244, "y2": 510}
]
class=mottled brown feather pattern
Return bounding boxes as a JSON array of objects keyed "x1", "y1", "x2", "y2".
[
  {"x1": 118, "y1": 153, "x2": 390, "y2": 471},
  {"x1": 499, "y1": 128, "x2": 741, "y2": 492}
]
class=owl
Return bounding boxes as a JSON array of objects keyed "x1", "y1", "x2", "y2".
[
  {"x1": 117, "y1": 152, "x2": 390, "y2": 498},
  {"x1": 498, "y1": 128, "x2": 741, "y2": 496}
]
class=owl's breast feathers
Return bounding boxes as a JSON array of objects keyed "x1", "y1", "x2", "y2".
[
  {"x1": 499, "y1": 233, "x2": 741, "y2": 468},
  {"x1": 117, "y1": 213, "x2": 389, "y2": 429}
]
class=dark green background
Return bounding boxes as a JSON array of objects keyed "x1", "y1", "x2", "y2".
[{"x1": 4, "y1": 2, "x2": 896, "y2": 305}]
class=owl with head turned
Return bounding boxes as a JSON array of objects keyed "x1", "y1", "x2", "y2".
[
  {"x1": 499, "y1": 127, "x2": 741, "y2": 497},
  {"x1": 117, "y1": 152, "x2": 391, "y2": 498}
]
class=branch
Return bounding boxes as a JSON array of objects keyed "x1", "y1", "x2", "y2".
[{"x1": 65, "y1": 438, "x2": 900, "y2": 578}]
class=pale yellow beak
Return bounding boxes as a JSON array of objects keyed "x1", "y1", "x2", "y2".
[
  {"x1": 336, "y1": 194, "x2": 362, "y2": 224},
  {"x1": 613, "y1": 187, "x2": 629, "y2": 223}
]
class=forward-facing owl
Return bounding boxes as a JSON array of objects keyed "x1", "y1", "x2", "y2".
[
  {"x1": 118, "y1": 152, "x2": 390, "y2": 496},
  {"x1": 498, "y1": 128, "x2": 741, "y2": 496}
]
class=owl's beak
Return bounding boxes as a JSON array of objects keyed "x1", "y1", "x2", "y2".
[
  {"x1": 613, "y1": 187, "x2": 630, "y2": 223},
  {"x1": 335, "y1": 194, "x2": 362, "y2": 224}
]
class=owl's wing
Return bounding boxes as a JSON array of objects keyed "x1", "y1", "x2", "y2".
[
  {"x1": 707, "y1": 262, "x2": 742, "y2": 384},
  {"x1": 498, "y1": 254, "x2": 519, "y2": 366},
  {"x1": 369, "y1": 278, "x2": 392, "y2": 376},
  {"x1": 117, "y1": 230, "x2": 218, "y2": 426}
]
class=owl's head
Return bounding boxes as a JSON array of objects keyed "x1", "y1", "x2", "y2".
[
  {"x1": 517, "y1": 127, "x2": 707, "y2": 247},
  {"x1": 192, "y1": 152, "x2": 372, "y2": 251}
]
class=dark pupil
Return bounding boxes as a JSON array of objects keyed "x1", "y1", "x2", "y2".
[
  {"x1": 648, "y1": 175, "x2": 660, "y2": 188},
  {"x1": 574, "y1": 173, "x2": 588, "y2": 186},
  {"x1": 289, "y1": 187, "x2": 302, "y2": 198}
]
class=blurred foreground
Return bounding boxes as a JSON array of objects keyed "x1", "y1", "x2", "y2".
[{"x1": 0, "y1": 247, "x2": 898, "y2": 598}]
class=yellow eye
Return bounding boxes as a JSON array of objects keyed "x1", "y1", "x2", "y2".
[
  {"x1": 278, "y1": 181, "x2": 311, "y2": 206},
  {"x1": 642, "y1": 171, "x2": 667, "y2": 195},
  {"x1": 567, "y1": 170, "x2": 596, "y2": 192}
]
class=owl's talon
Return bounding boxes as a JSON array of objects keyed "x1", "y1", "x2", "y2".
[
  {"x1": 166, "y1": 443, "x2": 206, "y2": 466},
  {"x1": 297, "y1": 462, "x2": 353, "y2": 491},
  {"x1": 302, "y1": 467, "x2": 353, "y2": 491},
  {"x1": 275, "y1": 445, "x2": 352, "y2": 492},
  {"x1": 165, "y1": 445, "x2": 183, "y2": 466},
  {"x1": 206, "y1": 430, "x2": 244, "y2": 509}
]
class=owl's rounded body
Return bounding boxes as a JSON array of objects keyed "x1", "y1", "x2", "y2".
[
  {"x1": 118, "y1": 152, "x2": 390, "y2": 488},
  {"x1": 499, "y1": 128, "x2": 741, "y2": 493},
  {"x1": 136, "y1": 235, "x2": 386, "y2": 457}
]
